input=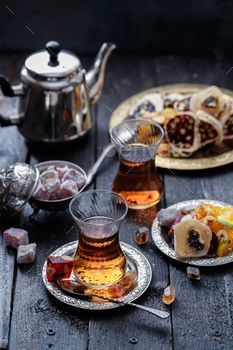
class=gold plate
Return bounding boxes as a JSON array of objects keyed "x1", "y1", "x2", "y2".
[{"x1": 109, "y1": 83, "x2": 233, "y2": 170}]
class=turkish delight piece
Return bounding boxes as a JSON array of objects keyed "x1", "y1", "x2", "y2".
[
  {"x1": 130, "y1": 93, "x2": 164, "y2": 118},
  {"x1": 56, "y1": 180, "x2": 79, "y2": 199},
  {"x1": 33, "y1": 181, "x2": 51, "y2": 200},
  {"x1": 17, "y1": 243, "x2": 37, "y2": 264},
  {"x1": 58, "y1": 279, "x2": 86, "y2": 294},
  {"x1": 118, "y1": 271, "x2": 137, "y2": 289},
  {"x1": 62, "y1": 169, "x2": 85, "y2": 190},
  {"x1": 164, "y1": 112, "x2": 200, "y2": 157},
  {"x1": 47, "y1": 165, "x2": 56, "y2": 171},
  {"x1": 46, "y1": 255, "x2": 74, "y2": 282},
  {"x1": 190, "y1": 86, "x2": 224, "y2": 117},
  {"x1": 157, "y1": 208, "x2": 181, "y2": 228},
  {"x1": 3, "y1": 227, "x2": 29, "y2": 249},
  {"x1": 107, "y1": 271, "x2": 137, "y2": 298},
  {"x1": 174, "y1": 95, "x2": 191, "y2": 112},
  {"x1": 174, "y1": 219, "x2": 212, "y2": 258},
  {"x1": 163, "y1": 93, "x2": 183, "y2": 108},
  {"x1": 219, "y1": 101, "x2": 233, "y2": 140},
  {"x1": 40, "y1": 170, "x2": 60, "y2": 192},
  {"x1": 56, "y1": 165, "x2": 69, "y2": 180},
  {"x1": 107, "y1": 285, "x2": 125, "y2": 298},
  {"x1": 196, "y1": 111, "x2": 223, "y2": 147}
]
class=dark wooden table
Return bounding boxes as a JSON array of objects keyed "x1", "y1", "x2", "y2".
[{"x1": 1, "y1": 53, "x2": 233, "y2": 350}]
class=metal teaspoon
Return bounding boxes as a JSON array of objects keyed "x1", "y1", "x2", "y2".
[{"x1": 58, "y1": 279, "x2": 169, "y2": 319}]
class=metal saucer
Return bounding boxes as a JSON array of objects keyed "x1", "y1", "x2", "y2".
[
  {"x1": 151, "y1": 199, "x2": 233, "y2": 267},
  {"x1": 42, "y1": 241, "x2": 152, "y2": 310}
]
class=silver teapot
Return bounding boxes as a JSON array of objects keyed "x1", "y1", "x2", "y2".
[{"x1": 0, "y1": 41, "x2": 116, "y2": 143}]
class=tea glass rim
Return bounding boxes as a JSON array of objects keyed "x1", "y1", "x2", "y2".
[
  {"x1": 69, "y1": 189, "x2": 128, "y2": 226},
  {"x1": 109, "y1": 117, "x2": 165, "y2": 148}
]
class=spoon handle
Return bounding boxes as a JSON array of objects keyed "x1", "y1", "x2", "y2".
[
  {"x1": 85, "y1": 143, "x2": 115, "y2": 188},
  {"x1": 128, "y1": 302, "x2": 169, "y2": 319},
  {"x1": 58, "y1": 280, "x2": 169, "y2": 319},
  {"x1": 85, "y1": 293, "x2": 169, "y2": 319}
]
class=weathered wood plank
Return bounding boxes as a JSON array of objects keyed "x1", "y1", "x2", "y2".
[
  {"x1": 2, "y1": 52, "x2": 233, "y2": 350},
  {"x1": 0, "y1": 55, "x2": 28, "y2": 349},
  {"x1": 157, "y1": 55, "x2": 233, "y2": 350},
  {"x1": 88, "y1": 55, "x2": 172, "y2": 350},
  {"x1": 8, "y1": 58, "x2": 95, "y2": 350}
]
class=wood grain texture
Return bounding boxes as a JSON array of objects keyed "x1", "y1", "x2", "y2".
[
  {"x1": 88, "y1": 56, "x2": 172, "y2": 350},
  {"x1": 0, "y1": 56, "x2": 28, "y2": 349},
  {"x1": 157, "y1": 56, "x2": 233, "y2": 350},
  {"x1": 0, "y1": 53, "x2": 233, "y2": 349},
  {"x1": 8, "y1": 57, "x2": 95, "y2": 350}
]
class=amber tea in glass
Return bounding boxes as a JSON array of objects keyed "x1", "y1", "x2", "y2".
[
  {"x1": 110, "y1": 118, "x2": 164, "y2": 209},
  {"x1": 69, "y1": 190, "x2": 128, "y2": 288}
]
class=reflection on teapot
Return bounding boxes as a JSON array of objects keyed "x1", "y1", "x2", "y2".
[{"x1": 0, "y1": 41, "x2": 116, "y2": 143}]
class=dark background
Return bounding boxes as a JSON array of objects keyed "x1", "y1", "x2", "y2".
[{"x1": 1, "y1": 0, "x2": 233, "y2": 54}]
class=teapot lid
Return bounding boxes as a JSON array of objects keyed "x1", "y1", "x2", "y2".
[
  {"x1": 25, "y1": 41, "x2": 81, "y2": 80},
  {"x1": 0, "y1": 163, "x2": 39, "y2": 217}
]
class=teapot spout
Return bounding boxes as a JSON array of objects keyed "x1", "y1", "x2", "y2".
[{"x1": 86, "y1": 42, "x2": 116, "y2": 104}]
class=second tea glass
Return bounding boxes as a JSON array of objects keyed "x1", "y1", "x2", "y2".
[
  {"x1": 110, "y1": 118, "x2": 164, "y2": 209},
  {"x1": 69, "y1": 189, "x2": 128, "y2": 288}
]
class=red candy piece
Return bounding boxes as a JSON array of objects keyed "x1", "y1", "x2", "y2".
[{"x1": 46, "y1": 255, "x2": 74, "y2": 282}]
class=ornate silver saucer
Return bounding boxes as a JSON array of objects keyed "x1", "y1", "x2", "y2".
[
  {"x1": 151, "y1": 199, "x2": 233, "y2": 267},
  {"x1": 42, "y1": 241, "x2": 152, "y2": 310}
]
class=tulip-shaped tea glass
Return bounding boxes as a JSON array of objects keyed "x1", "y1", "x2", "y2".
[
  {"x1": 110, "y1": 118, "x2": 164, "y2": 209},
  {"x1": 69, "y1": 190, "x2": 128, "y2": 288}
]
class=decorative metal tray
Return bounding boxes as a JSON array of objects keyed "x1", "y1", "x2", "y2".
[
  {"x1": 42, "y1": 241, "x2": 152, "y2": 310},
  {"x1": 151, "y1": 199, "x2": 233, "y2": 267},
  {"x1": 109, "y1": 84, "x2": 233, "y2": 170}
]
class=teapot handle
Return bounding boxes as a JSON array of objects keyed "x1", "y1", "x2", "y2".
[
  {"x1": 0, "y1": 75, "x2": 23, "y2": 126},
  {"x1": 0, "y1": 75, "x2": 15, "y2": 97}
]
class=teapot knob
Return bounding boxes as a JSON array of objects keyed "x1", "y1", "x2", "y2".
[{"x1": 45, "y1": 41, "x2": 61, "y2": 67}]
